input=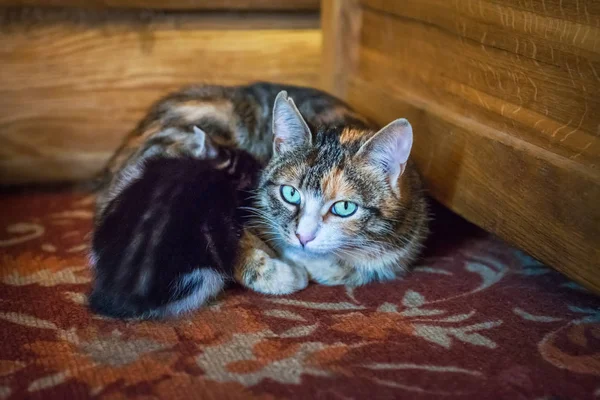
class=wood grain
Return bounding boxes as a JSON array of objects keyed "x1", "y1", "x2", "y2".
[
  {"x1": 365, "y1": 0, "x2": 600, "y2": 29},
  {"x1": 348, "y1": 77, "x2": 600, "y2": 293},
  {"x1": 320, "y1": 0, "x2": 361, "y2": 97},
  {"x1": 0, "y1": 11, "x2": 321, "y2": 184},
  {"x1": 0, "y1": 0, "x2": 319, "y2": 11},
  {"x1": 359, "y1": 2, "x2": 600, "y2": 168},
  {"x1": 323, "y1": 1, "x2": 600, "y2": 291}
]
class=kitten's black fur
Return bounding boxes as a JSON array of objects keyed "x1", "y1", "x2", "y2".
[{"x1": 89, "y1": 148, "x2": 260, "y2": 319}]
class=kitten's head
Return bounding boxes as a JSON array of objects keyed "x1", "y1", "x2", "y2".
[
  {"x1": 257, "y1": 91, "x2": 419, "y2": 260},
  {"x1": 192, "y1": 126, "x2": 261, "y2": 192}
]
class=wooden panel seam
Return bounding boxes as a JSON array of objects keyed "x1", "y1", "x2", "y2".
[{"x1": 0, "y1": 0, "x2": 320, "y2": 11}]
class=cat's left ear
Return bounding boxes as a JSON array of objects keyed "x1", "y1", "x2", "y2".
[
  {"x1": 356, "y1": 118, "x2": 413, "y2": 191},
  {"x1": 272, "y1": 91, "x2": 312, "y2": 156},
  {"x1": 192, "y1": 126, "x2": 219, "y2": 159}
]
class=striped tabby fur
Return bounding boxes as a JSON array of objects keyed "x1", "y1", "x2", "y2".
[{"x1": 92, "y1": 82, "x2": 428, "y2": 318}]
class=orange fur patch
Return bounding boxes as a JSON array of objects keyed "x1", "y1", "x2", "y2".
[
  {"x1": 322, "y1": 168, "x2": 353, "y2": 201},
  {"x1": 172, "y1": 100, "x2": 235, "y2": 124},
  {"x1": 339, "y1": 127, "x2": 373, "y2": 145}
]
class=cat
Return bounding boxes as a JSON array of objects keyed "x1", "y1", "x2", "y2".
[
  {"x1": 248, "y1": 92, "x2": 429, "y2": 288},
  {"x1": 89, "y1": 127, "x2": 261, "y2": 318},
  {"x1": 93, "y1": 82, "x2": 428, "y2": 303}
]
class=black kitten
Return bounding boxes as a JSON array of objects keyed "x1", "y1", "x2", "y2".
[{"x1": 89, "y1": 127, "x2": 260, "y2": 319}]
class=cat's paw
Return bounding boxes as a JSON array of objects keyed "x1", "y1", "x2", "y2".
[{"x1": 247, "y1": 258, "x2": 309, "y2": 295}]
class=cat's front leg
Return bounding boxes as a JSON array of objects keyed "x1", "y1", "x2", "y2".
[
  {"x1": 306, "y1": 262, "x2": 361, "y2": 287},
  {"x1": 234, "y1": 231, "x2": 308, "y2": 295},
  {"x1": 307, "y1": 260, "x2": 397, "y2": 287},
  {"x1": 282, "y1": 249, "x2": 361, "y2": 287}
]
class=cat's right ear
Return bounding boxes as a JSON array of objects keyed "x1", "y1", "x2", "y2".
[
  {"x1": 193, "y1": 126, "x2": 219, "y2": 159},
  {"x1": 272, "y1": 91, "x2": 312, "y2": 156}
]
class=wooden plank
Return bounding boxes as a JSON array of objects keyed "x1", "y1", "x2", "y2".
[
  {"x1": 363, "y1": 0, "x2": 600, "y2": 30},
  {"x1": 323, "y1": 4, "x2": 600, "y2": 291},
  {"x1": 362, "y1": 0, "x2": 600, "y2": 65},
  {"x1": 0, "y1": 0, "x2": 320, "y2": 11},
  {"x1": 347, "y1": 77, "x2": 600, "y2": 293},
  {"x1": 320, "y1": 0, "x2": 361, "y2": 97},
  {"x1": 0, "y1": 11, "x2": 321, "y2": 184},
  {"x1": 356, "y1": 4, "x2": 600, "y2": 170},
  {"x1": 0, "y1": 8, "x2": 320, "y2": 29}
]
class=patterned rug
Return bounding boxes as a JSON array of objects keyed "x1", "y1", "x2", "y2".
[{"x1": 0, "y1": 190, "x2": 598, "y2": 400}]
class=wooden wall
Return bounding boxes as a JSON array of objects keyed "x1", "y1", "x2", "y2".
[
  {"x1": 0, "y1": 5, "x2": 320, "y2": 184},
  {"x1": 2, "y1": 0, "x2": 598, "y2": 291},
  {"x1": 322, "y1": 0, "x2": 600, "y2": 292},
  {"x1": 0, "y1": 0, "x2": 320, "y2": 10}
]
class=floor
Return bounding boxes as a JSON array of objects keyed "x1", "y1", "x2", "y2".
[{"x1": 0, "y1": 190, "x2": 598, "y2": 400}]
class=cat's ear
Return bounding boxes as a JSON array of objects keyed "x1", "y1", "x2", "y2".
[
  {"x1": 356, "y1": 118, "x2": 413, "y2": 190},
  {"x1": 192, "y1": 126, "x2": 219, "y2": 159},
  {"x1": 272, "y1": 91, "x2": 312, "y2": 156}
]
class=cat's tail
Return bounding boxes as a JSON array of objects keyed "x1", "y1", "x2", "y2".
[{"x1": 88, "y1": 269, "x2": 227, "y2": 319}]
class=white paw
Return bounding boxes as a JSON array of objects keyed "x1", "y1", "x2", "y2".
[{"x1": 252, "y1": 259, "x2": 309, "y2": 295}]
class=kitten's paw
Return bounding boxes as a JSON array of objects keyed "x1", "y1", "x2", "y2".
[{"x1": 245, "y1": 258, "x2": 308, "y2": 295}]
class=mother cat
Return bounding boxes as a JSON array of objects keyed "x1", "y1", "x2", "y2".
[{"x1": 96, "y1": 82, "x2": 428, "y2": 298}]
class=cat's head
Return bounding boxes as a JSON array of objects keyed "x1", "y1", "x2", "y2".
[
  {"x1": 257, "y1": 91, "x2": 418, "y2": 260},
  {"x1": 192, "y1": 126, "x2": 261, "y2": 192}
]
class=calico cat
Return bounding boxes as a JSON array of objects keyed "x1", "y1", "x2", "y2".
[
  {"x1": 248, "y1": 92, "x2": 428, "y2": 289},
  {"x1": 94, "y1": 82, "x2": 428, "y2": 308},
  {"x1": 90, "y1": 127, "x2": 261, "y2": 318}
]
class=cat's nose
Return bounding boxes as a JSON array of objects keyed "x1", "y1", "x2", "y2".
[{"x1": 296, "y1": 232, "x2": 316, "y2": 247}]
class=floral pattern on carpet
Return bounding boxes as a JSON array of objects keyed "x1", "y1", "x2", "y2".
[{"x1": 0, "y1": 191, "x2": 598, "y2": 400}]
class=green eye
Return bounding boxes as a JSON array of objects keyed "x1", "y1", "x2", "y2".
[
  {"x1": 331, "y1": 201, "x2": 358, "y2": 217},
  {"x1": 280, "y1": 185, "x2": 301, "y2": 205}
]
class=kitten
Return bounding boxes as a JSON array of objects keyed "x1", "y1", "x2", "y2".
[
  {"x1": 89, "y1": 127, "x2": 261, "y2": 318},
  {"x1": 94, "y1": 82, "x2": 427, "y2": 302}
]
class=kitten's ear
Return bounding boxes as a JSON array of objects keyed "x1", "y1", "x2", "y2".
[
  {"x1": 272, "y1": 91, "x2": 312, "y2": 156},
  {"x1": 356, "y1": 118, "x2": 413, "y2": 190},
  {"x1": 192, "y1": 126, "x2": 219, "y2": 159}
]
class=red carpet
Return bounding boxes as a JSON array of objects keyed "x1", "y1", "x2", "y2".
[{"x1": 0, "y1": 191, "x2": 598, "y2": 399}]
